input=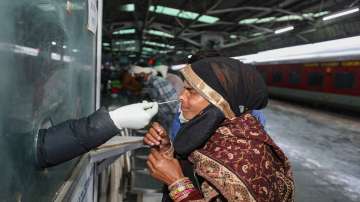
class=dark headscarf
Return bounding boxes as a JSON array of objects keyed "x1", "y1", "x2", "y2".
[{"x1": 190, "y1": 57, "x2": 268, "y2": 116}]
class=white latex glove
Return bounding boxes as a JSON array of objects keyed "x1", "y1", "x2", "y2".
[{"x1": 109, "y1": 101, "x2": 158, "y2": 130}]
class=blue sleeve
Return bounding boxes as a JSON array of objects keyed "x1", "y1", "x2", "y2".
[
  {"x1": 170, "y1": 112, "x2": 181, "y2": 141},
  {"x1": 251, "y1": 110, "x2": 266, "y2": 127}
]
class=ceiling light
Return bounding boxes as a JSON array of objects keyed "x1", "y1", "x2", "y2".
[
  {"x1": 322, "y1": 7, "x2": 359, "y2": 21},
  {"x1": 274, "y1": 26, "x2": 294, "y2": 34},
  {"x1": 114, "y1": 40, "x2": 136, "y2": 45},
  {"x1": 239, "y1": 11, "x2": 329, "y2": 25},
  {"x1": 145, "y1": 29, "x2": 174, "y2": 38},
  {"x1": 149, "y1": 5, "x2": 219, "y2": 24},
  {"x1": 113, "y1": 28, "x2": 136, "y2": 35},
  {"x1": 144, "y1": 40, "x2": 175, "y2": 49},
  {"x1": 251, "y1": 32, "x2": 263, "y2": 37},
  {"x1": 230, "y1": 35, "x2": 237, "y2": 39},
  {"x1": 120, "y1": 4, "x2": 135, "y2": 12}
]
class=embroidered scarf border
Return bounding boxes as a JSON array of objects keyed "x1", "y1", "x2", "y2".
[
  {"x1": 180, "y1": 65, "x2": 235, "y2": 119},
  {"x1": 190, "y1": 150, "x2": 256, "y2": 202}
]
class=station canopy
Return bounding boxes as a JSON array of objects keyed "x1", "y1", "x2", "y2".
[{"x1": 103, "y1": 0, "x2": 360, "y2": 63}]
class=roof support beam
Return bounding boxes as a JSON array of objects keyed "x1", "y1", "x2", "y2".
[
  {"x1": 208, "y1": 6, "x2": 314, "y2": 21},
  {"x1": 177, "y1": 36, "x2": 202, "y2": 47},
  {"x1": 174, "y1": 0, "x2": 223, "y2": 38}
]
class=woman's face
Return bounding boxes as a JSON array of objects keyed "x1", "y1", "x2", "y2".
[{"x1": 179, "y1": 80, "x2": 210, "y2": 120}]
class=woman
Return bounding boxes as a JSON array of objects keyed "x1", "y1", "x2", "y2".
[{"x1": 144, "y1": 57, "x2": 294, "y2": 202}]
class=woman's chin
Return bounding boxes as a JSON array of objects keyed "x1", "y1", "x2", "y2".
[{"x1": 182, "y1": 113, "x2": 193, "y2": 120}]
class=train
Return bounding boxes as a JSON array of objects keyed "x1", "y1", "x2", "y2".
[
  {"x1": 256, "y1": 60, "x2": 360, "y2": 112},
  {"x1": 235, "y1": 36, "x2": 360, "y2": 112}
]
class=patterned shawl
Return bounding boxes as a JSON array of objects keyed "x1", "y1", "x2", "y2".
[{"x1": 189, "y1": 113, "x2": 294, "y2": 202}]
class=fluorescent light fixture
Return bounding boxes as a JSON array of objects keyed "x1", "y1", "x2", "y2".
[
  {"x1": 198, "y1": 15, "x2": 219, "y2": 24},
  {"x1": 51, "y1": 41, "x2": 57, "y2": 46},
  {"x1": 322, "y1": 7, "x2": 359, "y2": 21},
  {"x1": 120, "y1": 3, "x2": 135, "y2": 12},
  {"x1": 251, "y1": 32, "x2": 263, "y2": 37},
  {"x1": 14, "y1": 45, "x2": 39, "y2": 56},
  {"x1": 113, "y1": 28, "x2": 136, "y2": 35},
  {"x1": 274, "y1": 26, "x2": 294, "y2": 34},
  {"x1": 62, "y1": 45, "x2": 67, "y2": 49},
  {"x1": 51, "y1": 53, "x2": 61, "y2": 61},
  {"x1": 230, "y1": 35, "x2": 237, "y2": 39},
  {"x1": 256, "y1": 17, "x2": 276, "y2": 23},
  {"x1": 239, "y1": 18, "x2": 258, "y2": 24},
  {"x1": 233, "y1": 35, "x2": 360, "y2": 64},
  {"x1": 239, "y1": 11, "x2": 329, "y2": 24},
  {"x1": 114, "y1": 40, "x2": 136, "y2": 45},
  {"x1": 102, "y1": 43, "x2": 110, "y2": 46},
  {"x1": 143, "y1": 47, "x2": 156, "y2": 52},
  {"x1": 144, "y1": 40, "x2": 174, "y2": 49},
  {"x1": 124, "y1": 47, "x2": 136, "y2": 51},
  {"x1": 276, "y1": 15, "x2": 302, "y2": 22},
  {"x1": 145, "y1": 29, "x2": 174, "y2": 38},
  {"x1": 313, "y1": 11, "x2": 330, "y2": 17},
  {"x1": 160, "y1": 50, "x2": 170, "y2": 54},
  {"x1": 72, "y1": 49, "x2": 79, "y2": 53},
  {"x1": 149, "y1": 5, "x2": 219, "y2": 24},
  {"x1": 63, "y1": 55, "x2": 73, "y2": 62},
  {"x1": 129, "y1": 54, "x2": 136, "y2": 57}
]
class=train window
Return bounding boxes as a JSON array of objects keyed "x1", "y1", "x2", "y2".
[
  {"x1": 308, "y1": 72, "x2": 324, "y2": 86},
  {"x1": 334, "y1": 72, "x2": 355, "y2": 89},
  {"x1": 272, "y1": 71, "x2": 283, "y2": 83},
  {"x1": 289, "y1": 71, "x2": 300, "y2": 84}
]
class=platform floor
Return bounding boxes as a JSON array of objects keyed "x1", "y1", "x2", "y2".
[{"x1": 265, "y1": 100, "x2": 360, "y2": 202}]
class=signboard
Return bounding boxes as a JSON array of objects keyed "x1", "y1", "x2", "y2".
[{"x1": 87, "y1": 0, "x2": 98, "y2": 34}]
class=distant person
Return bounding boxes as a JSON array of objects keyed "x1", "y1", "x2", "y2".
[
  {"x1": 144, "y1": 57, "x2": 294, "y2": 202},
  {"x1": 155, "y1": 65, "x2": 184, "y2": 96},
  {"x1": 37, "y1": 101, "x2": 158, "y2": 168},
  {"x1": 130, "y1": 65, "x2": 178, "y2": 133},
  {"x1": 121, "y1": 70, "x2": 142, "y2": 96}
]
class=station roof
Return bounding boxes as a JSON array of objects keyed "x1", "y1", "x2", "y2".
[{"x1": 102, "y1": 0, "x2": 360, "y2": 63}]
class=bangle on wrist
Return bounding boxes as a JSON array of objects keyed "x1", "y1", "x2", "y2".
[
  {"x1": 168, "y1": 177, "x2": 196, "y2": 202},
  {"x1": 162, "y1": 142, "x2": 174, "y2": 159}
]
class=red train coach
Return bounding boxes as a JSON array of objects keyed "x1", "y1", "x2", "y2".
[{"x1": 256, "y1": 60, "x2": 360, "y2": 112}]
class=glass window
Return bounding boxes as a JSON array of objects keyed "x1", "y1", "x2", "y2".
[
  {"x1": 0, "y1": 1, "x2": 96, "y2": 200},
  {"x1": 334, "y1": 72, "x2": 355, "y2": 89},
  {"x1": 308, "y1": 72, "x2": 324, "y2": 86},
  {"x1": 272, "y1": 71, "x2": 283, "y2": 83},
  {"x1": 289, "y1": 71, "x2": 300, "y2": 84}
]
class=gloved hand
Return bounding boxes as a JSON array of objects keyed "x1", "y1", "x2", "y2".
[{"x1": 109, "y1": 101, "x2": 158, "y2": 130}]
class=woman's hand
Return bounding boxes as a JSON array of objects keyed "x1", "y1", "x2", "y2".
[
  {"x1": 143, "y1": 122, "x2": 171, "y2": 152},
  {"x1": 147, "y1": 149, "x2": 184, "y2": 185}
]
